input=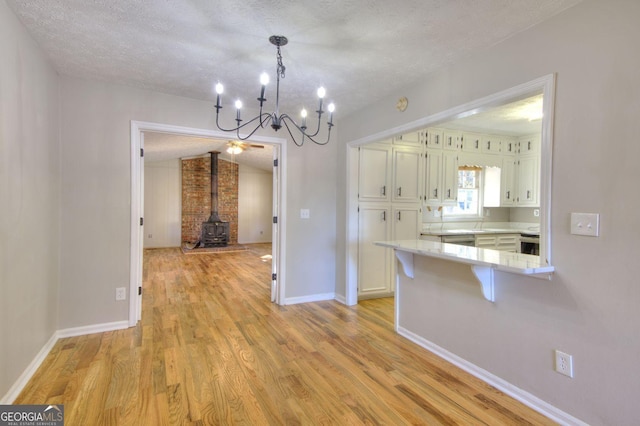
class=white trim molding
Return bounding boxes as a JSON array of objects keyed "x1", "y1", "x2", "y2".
[
  {"x1": 284, "y1": 293, "x2": 336, "y2": 305},
  {"x1": 129, "y1": 120, "x2": 288, "y2": 324},
  {"x1": 397, "y1": 326, "x2": 588, "y2": 426},
  {"x1": 1, "y1": 320, "x2": 129, "y2": 404}
]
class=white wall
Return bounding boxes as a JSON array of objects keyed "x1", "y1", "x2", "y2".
[
  {"x1": 336, "y1": 1, "x2": 640, "y2": 424},
  {"x1": 144, "y1": 159, "x2": 181, "y2": 248},
  {"x1": 238, "y1": 164, "x2": 272, "y2": 244},
  {"x1": 0, "y1": 1, "x2": 60, "y2": 399}
]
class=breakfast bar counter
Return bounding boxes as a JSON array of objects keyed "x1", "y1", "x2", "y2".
[{"x1": 374, "y1": 240, "x2": 554, "y2": 302}]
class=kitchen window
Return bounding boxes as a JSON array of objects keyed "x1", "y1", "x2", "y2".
[{"x1": 443, "y1": 167, "x2": 482, "y2": 217}]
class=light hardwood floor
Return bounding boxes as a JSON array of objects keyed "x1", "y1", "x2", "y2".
[{"x1": 15, "y1": 245, "x2": 555, "y2": 425}]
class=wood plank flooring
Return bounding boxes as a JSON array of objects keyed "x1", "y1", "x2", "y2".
[{"x1": 15, "y1": 245, "x2": 556, "y2": 425}]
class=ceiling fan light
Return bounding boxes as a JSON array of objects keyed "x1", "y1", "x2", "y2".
[{"x1": 226, "y1": 145, "x2": 243, "y2": 155}]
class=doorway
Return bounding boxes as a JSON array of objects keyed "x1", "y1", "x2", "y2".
[{"x1": 129, "y1": 121, "x2": 287, "y2": 326}]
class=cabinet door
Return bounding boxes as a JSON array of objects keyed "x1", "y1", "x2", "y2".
[
  {"x1": 393, "y1": 131, "x2": 422, "y2": 147},
  {"x1": 496, "y1": 234, "x2": 519, "y2": 252},
  {"x1": 519, "y1": 135, "x2": 540, "y2": 155},
  {"x1": 481, "y1": 135, "x2": 501, "y2": 154},
  {"x1": 359, "y1": 144, "x2": 391, "y2": 202},
  {"x1": 502, "y1": 137, "x2": 518, "y2": 156},
  {"x1": 517, "y1": 156, "x2": 539, "y2": 206},
  {"x1": 392, "y1": 148, "x2": 422, "y2": 203},
  {"x1": 426, "y1": 128, "x2": 443, "y2": 149},
  {"x1": 358, "y1": 206, "x2": 391, "y2": 297},
  {"x1": 501, "y1": 158, "x2": 517, "y2": 206},
  {"x1": 393, "y1": 207, "x2": 420, "y2": 240},
  {"x1": 424, "y1": 149, "x2": 442, "y2": 204},
  {"x1": 461, "y1": 132, "x2": 481, "y2": 153},
  {"x1": 443, "y1": 130, "x2": 461, "y2": 151},
  {"x1": 475, "y1": 235, "x2": 497, "y2": 249},
  {"x1": 442, "y1": 152, "x2": 459, "y2": 204}
]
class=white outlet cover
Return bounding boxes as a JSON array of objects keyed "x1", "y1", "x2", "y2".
[
  {"x1": 555, "y1": 350, "x2": 574, "y2": 378},
  {"x1": 300, "y1": 209, "x2": 310, "y2": 219},
  {"x1": 570, "y1": 212, "x2": 600, "y2": 236}
]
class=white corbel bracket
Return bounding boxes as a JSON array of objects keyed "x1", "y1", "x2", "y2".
[
  {"x1": 394, "y1": 250, "x2": 414, "y2": 278},
  {"x1": 471, "y1": 265, "x2": 495, "y2": 302},
  {"x1": 394, "y1": 250, "x2": 495, "y2": 302}
]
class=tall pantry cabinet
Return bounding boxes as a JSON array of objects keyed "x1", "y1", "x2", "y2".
[{"x1": 357, "y1": 135, "x2": 422, "y2": 299}]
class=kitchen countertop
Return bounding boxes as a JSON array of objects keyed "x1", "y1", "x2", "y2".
[
  {"x1": 421, "y1": 228, "x2": 539, "y2": 237},
  {"x1": 420, "y1": 222, "x2": 540, "y2": 237}
]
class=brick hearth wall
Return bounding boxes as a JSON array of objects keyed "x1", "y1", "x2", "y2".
[{"x1": 181, "y1": 156, "x2": 239, "y2": 244}]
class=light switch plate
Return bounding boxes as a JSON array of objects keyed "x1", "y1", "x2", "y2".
[{"x1": 570, "y1": 212, "x2": 600, "y2": 236}]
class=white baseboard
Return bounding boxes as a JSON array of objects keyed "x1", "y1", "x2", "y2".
[
  {"x1": 284, "y1": 292, "x2": 336, "y2": 305},
  {"x1": 57, "y1": 320, "x2": 129, "y2": 338},
  {"x1": 333, "y1": 293, "x2": 347, "y2": 305},
  {"x1": 0, "y1": 332, "x2": 58, "y2": 404},
  {"x1": 1, "y1": 320, "x2": 130, "y2": 404},
  {"x1": 397, "y1": 326, "x2": 588, "y2": 426}
]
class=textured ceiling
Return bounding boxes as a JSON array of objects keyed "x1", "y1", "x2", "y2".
[
  {"x1": 7, "y1": 0, "x2": 580, "y2": 167},
  {"x1": 8, "y1": 0, "x2": 581, "y2": 116}
]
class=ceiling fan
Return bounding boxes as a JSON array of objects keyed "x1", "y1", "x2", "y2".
[{"x1": 226, "y1": 140, "x2": 264, "y2": 155}]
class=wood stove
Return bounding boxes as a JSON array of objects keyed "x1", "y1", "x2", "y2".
[{"x1": 198, "y1": 151, "x2": 229, "y2": 247}]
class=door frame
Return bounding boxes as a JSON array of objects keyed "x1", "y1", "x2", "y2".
[{"x1": 129, "y1": 120, "x2": 287, "y2": 326}]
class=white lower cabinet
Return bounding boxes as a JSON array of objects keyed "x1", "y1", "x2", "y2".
[
  {"x1": 358, "y1": 205, "x2": 392, "y2": 298},
  {"x1": 358, "y1": 204, "x2": 420, "y2": 299},
  {"x1": 475, "y1": 233, "x2": 520, "y2": 252},
  {"x1": 392, "y1": 206, "x2": 420, "y2": 241}
]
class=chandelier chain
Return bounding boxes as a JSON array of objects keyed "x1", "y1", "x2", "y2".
[{"x1": 276, "y1": 45, "x2": 286, "y2": 79}]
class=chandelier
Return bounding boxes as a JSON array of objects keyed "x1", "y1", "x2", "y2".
[{"x1": 214, "y1": 35, "x2": 335, "y2": 147}]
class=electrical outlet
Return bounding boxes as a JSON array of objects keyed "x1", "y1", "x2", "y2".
[
  {"x1": 300, "y1": 209, "x2": 310, "y2": 219},
  {"x1": 116, "y1": 287, "x2": 126, "y2": 301},
  {"x1": 555, "y1": 350, "x2": 574, "y2": 378},
  {"x1": 533, "y1": 209, "x2": 540, "y2": 217},
  {"x1": 148, "y1": 234, "x2": 153, "y2": 238}
]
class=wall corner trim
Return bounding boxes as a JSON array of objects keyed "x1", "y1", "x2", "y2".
[{"x1": 397, "y1": 326, "x2": 588, "y2": 426}]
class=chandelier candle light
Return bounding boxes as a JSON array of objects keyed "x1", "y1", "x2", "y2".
[{"x1": 214, "y1": 35, "x2": 335, "y2": 146}]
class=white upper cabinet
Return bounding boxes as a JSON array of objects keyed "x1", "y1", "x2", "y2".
[
  {"x1": 393, "y1": 131, "x2": 423, "y2": 147},
  {"x1": 359, "y1": 144, "x2": 391, "y2": 202},
  {"x1": 500, "y1": 157, "x2": 517, "y2": 206},
  {"x1": 481, "y1": 135, "x2": 502, "y2": 154},
  {"x1": 392, "y1": 147, "x2": 423, "y2": 203},
  {"x1": 518, "y1": 134, "x2": 540, "y2": 155},
  {"x1": 424, "y1": 148, "x2": 458, "y2": 205},
  {"x1": 441, "y1": 152, "x2": 459, "y2": 203},
  {"x1": 461, "y1": 132, "x2": 481, "y2": 153},
  {"x1": 517, "y1": 156, "x2": 540, "y2": 206},
  {"x1": 426, "y1": 128, "x2": 443, "y2": 149},
  {"x1": 424, "y1": 149, "x2": 442, "y2": 204},
  {"x1": 443, "y1": 130, "x2": 461, "y2": 151},
  {"x1": 501, "y1": 137, "x2": 518, "y2": 156}
]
